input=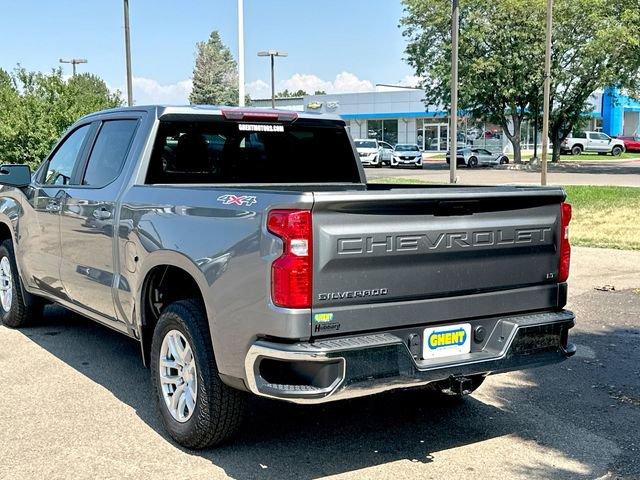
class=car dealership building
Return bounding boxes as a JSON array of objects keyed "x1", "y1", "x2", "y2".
[{"x1": 254, "y1": 87, "x2": 640, "y2": 152}]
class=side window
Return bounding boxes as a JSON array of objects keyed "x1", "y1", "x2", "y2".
[
  {"x1": 43, "y1": 125, "x2": 91, "y2": 185},
  {"x1": 82, "y1": 120, "x2": 138, "y2": 187}
]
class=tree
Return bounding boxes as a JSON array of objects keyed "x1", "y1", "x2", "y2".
[
  {"x1": 276, "y1": 89, "x2": 307, "y2": 98},
  {"x1": 402, "y1": 0, "x2": 545, "y2": 163},
  {"x1": 546, "y1": 0, "x2": 640, "y2": 161},
  {"x1": 190, "y1": 31, "x2": 239, "y2": 106},
  {"x1": 0, "y1": 67, "x2": 121, "y2": 168},
  {"x1": 401, "y1": 0, "x2": 640, "y2": 163}
]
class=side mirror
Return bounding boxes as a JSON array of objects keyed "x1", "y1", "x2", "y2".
[{"x1": 0, "y1": 164, "x2": 31, "y2": 188}]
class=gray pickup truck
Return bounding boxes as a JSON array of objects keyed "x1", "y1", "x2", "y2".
[{"x1": 0, "y1": 106, "x2": 575, "y2": 449}]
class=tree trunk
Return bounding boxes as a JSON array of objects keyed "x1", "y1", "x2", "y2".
[
  {"x1": 552, "y1": 139, "x2": 562, "y2": 163},
  {"x1": 501, "y1": 114, "x2": 522, "y2": 164},
  {"x1": 549, "y1": 127, "x2": 563, "y2": 162}
]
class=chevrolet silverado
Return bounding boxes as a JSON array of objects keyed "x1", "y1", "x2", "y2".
[{"x1": 0, "y1": 106, "x2": 575, "y2": 448}]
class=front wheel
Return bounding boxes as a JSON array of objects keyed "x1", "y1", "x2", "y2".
[
  {"x1": 611, "y1": 146, "x2": 623, "y2": 156},
  {"x1": 571, "y1": 145, "x2": 583, "y2": 155},
  {"x1": 151, "y1": 299, "x2": 245, "y2": 449},
  {"x1": 0, "y1": 239, "x2": 43, "y2": 328},
  {"x1": 499, "y1": 156, "x2": 509, "y2": 165}
]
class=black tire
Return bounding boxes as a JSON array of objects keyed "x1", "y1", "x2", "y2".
[
  {"x1": 611, "y1": 145, "x2": 623, "y2": 156},
  {"x1": 151, "y1": 299, "x2": 245, "y2": 449},
  {"x1": 571, "y1": 145, "x2": 582, "y2": 155},
  {"x1": 467, "y1": 156, "x2": 478, "y2": 168},
  {"x1": 0, "y1": 239, "x2": 43, "y2": 328},
  {"x1": 499, "y1": 156, "x2": 509, "y2": 165}
]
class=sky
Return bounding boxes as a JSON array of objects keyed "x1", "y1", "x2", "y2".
[{"x1": 0, "y1": 0, "x2": 419, "y2": 104}]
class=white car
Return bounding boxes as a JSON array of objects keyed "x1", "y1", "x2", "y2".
[
  {"x1": 391, "y1": 144, "x2": 423, "y2": 168},
  {"x1": 354, "y1": 139, "x2": 383, "y2": 167},
  {"x1": 378, "y1": 141, "x2": 394, "y2": 166},
  {"x1": 561, "y1": 131, "x2": 626, "y2": 156}
]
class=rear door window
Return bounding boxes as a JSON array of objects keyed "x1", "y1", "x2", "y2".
[
  {"x1": 82, "y1": 120, "x2": 139, "y2": 187},
  {"x1": 146, "y1": 118, "x2": 361, "y2": 184}
]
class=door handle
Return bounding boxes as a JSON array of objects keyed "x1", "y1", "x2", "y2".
[
  {"x1": 92, "y1": 207, "x2": 112, "y2": 220},
  {"x1": 45, "y1": 201, "x2": 61, "y2": 212}
]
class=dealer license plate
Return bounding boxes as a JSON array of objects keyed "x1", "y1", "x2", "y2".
[{"x1": 423, "y1": 323, "x2": 472, "y2": 360}]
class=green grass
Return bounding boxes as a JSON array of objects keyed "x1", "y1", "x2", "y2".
[
  {"x1": 558, "y1": 152, "x2": 639, "y2": 161},
  {"x1": 369, "y1": 179, "x2": 640, "y2": 250},
  {"x1": 564, "y1": 185, "x2": 640, "y2": 250}
]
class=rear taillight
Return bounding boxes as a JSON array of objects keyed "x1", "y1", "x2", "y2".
[
  {"x1": 558, "y1": 202, "x2": 572, "y2": 282},
  {"x1": 267, "y1": 209, "x2": 312, "y2": 308}
]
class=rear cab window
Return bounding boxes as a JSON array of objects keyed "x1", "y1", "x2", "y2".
[{"x1": 146, "y1": 117, "x2": 361, "y2": 184}]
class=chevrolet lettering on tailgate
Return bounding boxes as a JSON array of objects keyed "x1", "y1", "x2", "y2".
[{"x1": 337, "y1": 227, "x2": 553, "y2": 255}]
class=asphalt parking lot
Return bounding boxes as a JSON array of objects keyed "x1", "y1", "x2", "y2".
[
  {"x1": 365, "y1": 159, "x2": 640, "y2": 186},
  {"x1": 1, "y1": 247, "x2": 639, "y2": 480}
]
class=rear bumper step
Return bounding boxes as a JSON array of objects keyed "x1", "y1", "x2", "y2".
[{"x1": 244, "y1": 310, "x2": 575, "y2": 404}]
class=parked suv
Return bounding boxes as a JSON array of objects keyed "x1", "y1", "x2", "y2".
[
  {"x1": 354, "y1": 139, "x2": 382, "y2": 167},
  {"x1": 391, "y1": 143, "x2": 423, "y2": 168},
  {"x1": 561, "y1": 131, "x2": 626, "y2": 156}
]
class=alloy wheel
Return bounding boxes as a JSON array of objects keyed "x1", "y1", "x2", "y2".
[
  {"x1": 0, "y1": 256, "x2": 13, "y2": 313},
  {"x1": 159, "y1": 329, "x2": 198, "y2": 422}
]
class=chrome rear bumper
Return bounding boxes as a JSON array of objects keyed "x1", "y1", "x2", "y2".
[{"x1": 244, "y1": 310, "x2": 575, "y2": 404}]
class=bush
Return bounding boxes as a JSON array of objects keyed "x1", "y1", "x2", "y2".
[{"x1": 0, "y1": 67, "x2": 122, "y2": 169}]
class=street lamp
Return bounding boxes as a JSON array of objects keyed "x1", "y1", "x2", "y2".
[
  {"x1": 257, "y1": 50, "x2": 288, "y2": 109},
  {"x1": 59, "y1": 58, "x2": 87, "y2": 76},
  {"x1": 540, "y1": 0, "x2": 554, "y2": 185},
  {"x1": 123, "y1": 0, "x2": 134, "y2": 107},
  {"x1": 449, "y1": 0, "x2": 460, "y2": 184},
  {"x1": 237, "y1": 0, "x2": 245, "y2": 106}
]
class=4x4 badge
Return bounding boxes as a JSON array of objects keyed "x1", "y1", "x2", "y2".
[{"x1": 217, "y1": 194, "x2": 257, "y2": 206}]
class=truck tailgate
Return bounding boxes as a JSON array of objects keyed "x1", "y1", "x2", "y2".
[{"x1": 311, "y1": 186, "x2": 566, "y2": 336}]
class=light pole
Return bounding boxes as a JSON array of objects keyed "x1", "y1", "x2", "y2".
[
  {"x1": 237, "y1": 0, "x2": 245, "y2": 106},
  {"x1": 449, "y1": 0, "x2": 459, "y2": 184},
  {"x1": 257, "y1": 50, "x2": 287, "y2": 109},
  {"x1": 59, "y1": 58, "x2": 87, "y2": 76},
  {"x1": 540, "y1": 0, "x2": 554, "y2": 185},
  {"x1": 123, "y1": 0, "x2": 133, "y2": 107}
]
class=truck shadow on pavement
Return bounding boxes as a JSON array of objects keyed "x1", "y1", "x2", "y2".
[{"x1": 18, "y1": 293, "x2": 640, "y2": 480}]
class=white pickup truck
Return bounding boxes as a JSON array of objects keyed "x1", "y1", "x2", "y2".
[{"x1": 561, "y1": 131, "x2": 626, "y2": 156}]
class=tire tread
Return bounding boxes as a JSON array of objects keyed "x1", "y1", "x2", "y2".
[
  {"x1": 151, "y1": 299, "x2": 245, "y2": 449},
  {"x1": 0, "y1": 239, "x2": 43, "y2": 328}
]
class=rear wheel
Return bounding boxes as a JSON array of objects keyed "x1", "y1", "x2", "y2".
[
  {"x1": 151, "y1": 299, "x2": 245, "y2": 449},
  {"x1": 0, "y1": 239, "x2": 43, "y2": 328},
  {"x1": 467, "y1": 156, "x2": 478, "y2": 168},
  {"x1": 611, "y1": 145, "x2": 623, "y2": 156}
]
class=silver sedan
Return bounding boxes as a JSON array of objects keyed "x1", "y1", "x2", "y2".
[{"x1": 446, "y1": 147, "x2": 509, "y2": 168}]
